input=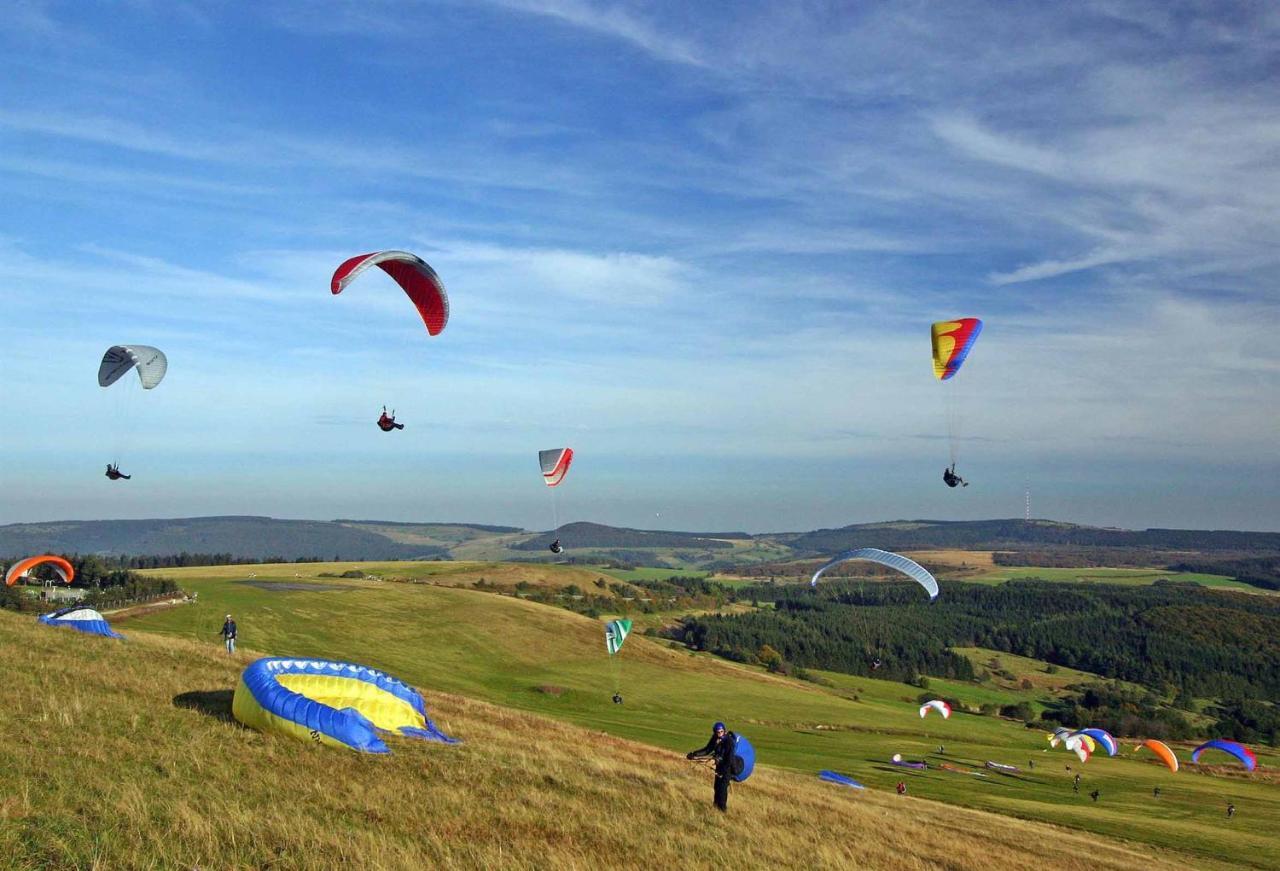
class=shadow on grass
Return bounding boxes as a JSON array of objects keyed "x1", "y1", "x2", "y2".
[{"x1": 174, "y1": 689, "x2": 235, "y2": 723}]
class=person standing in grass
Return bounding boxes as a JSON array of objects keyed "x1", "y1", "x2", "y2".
[
  {"x1": 686, "y1": 721, "x2": 737, "y2": 812},
  {"x1": 219, "y1": 614, "x2": 237, "y2": 654}
]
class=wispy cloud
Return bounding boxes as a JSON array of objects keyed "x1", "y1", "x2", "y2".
[{"x1": 2, "y1": 1, "x2": 1277, "y2": 530}]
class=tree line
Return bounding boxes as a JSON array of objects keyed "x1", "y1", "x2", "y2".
[{"x1": 684, "y1": 578, "x2": 1280, "y2": 702}]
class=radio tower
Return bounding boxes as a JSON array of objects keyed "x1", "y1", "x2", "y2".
[{"x1": 1024, "y1": 481, "x2": 1031, "y2": 522}]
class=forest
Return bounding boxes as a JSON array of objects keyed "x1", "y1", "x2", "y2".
[{"x1": 680, "y1": 579, "x2": 1280, "y2": 741}]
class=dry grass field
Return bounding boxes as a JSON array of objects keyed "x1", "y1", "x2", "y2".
[{"x1": 0, "y1": 608, "x2": 1228, "y2": 871}]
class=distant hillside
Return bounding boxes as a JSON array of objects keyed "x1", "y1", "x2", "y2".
[
  {"x1": 511, "y1": 521, "x2": 737, "y2": 551},
  {"x1": 4, "y1": 515, "x2": 1278, "y2": 568},
  {"x1": 786, "y1": 519, "x2": 1280, "y2": 555},
  {"x1": 0, "y1": 516, "x2": 447, "y2": 561}
]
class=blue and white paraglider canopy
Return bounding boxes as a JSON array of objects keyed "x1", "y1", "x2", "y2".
[
  {"x1": 38, "y1": 606, "x2": 124, "y2": 639},
  {"x1": 809, "y1": 548, "x2": 940, "y2": 600}
]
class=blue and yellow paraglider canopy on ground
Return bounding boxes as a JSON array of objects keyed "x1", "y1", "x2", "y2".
[{"x1": 232, "y1": 657, "x2": 459, "y2": 753}]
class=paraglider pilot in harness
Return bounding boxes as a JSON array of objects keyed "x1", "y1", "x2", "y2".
[
  {"x1": 943, "y1": 464, "x2": 968, "y2": 488},
  {"x1": 549, "y1": 538, "x2": 563, "y2": 555},
  {"x1": 105, "y1": 463, "x2": 131, "y2": 480},
  {"x1": 687, "y1": 721, "x2": 740, "y2": 812},
  {"x1": 377, "y1": 406, "x2": 404, "y2": 431}
]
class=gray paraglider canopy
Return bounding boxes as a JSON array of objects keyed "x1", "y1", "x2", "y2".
[{"x1": 98, "y1": 345, "x2": 168, "y2": 390}]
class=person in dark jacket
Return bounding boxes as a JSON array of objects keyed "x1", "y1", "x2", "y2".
[
  {"x1": 219, "y1": 614, "x2": 237, "y2": 654},
  {"x1": 686, "y1": 721, "x2": 737, "y2": 812},
  {"x1": 105, "y1": 463, "x2": 131, "y2": 480},
  {"x1": 377, "y1": 406, "x2": 404, "y2": 431}
]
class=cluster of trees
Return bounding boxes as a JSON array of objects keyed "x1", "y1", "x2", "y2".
[
  {"x1": 1039, "y1": 683, "x2": 1195, "y2": 740},
  {"x1": 690, "y1": 578, "x2": 1280, "y2": 702},
  {"x1": 468, "y1": 573, "x2": 739, "y2": 619},
  {"x1": 0, "y1": 555, "x2": 180, "y2": 613},
  {"x1": 97, "y1": 553, "x2": 324, "y2": 569},
  {"x1": 1207, "y1": 699, "x2": 1280, "y2": 746},
  {"x1": 788, "y1": 519, "x2": 1280, "y2": 556},
  {"x1": 680, "y1": 582, "x2": 976, "y2": 683},
  {"x1": 1169, "y1": 556, "x2": 1280, "y2": 591}
]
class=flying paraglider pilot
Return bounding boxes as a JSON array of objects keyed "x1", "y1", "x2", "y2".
[
  {"x1": 687, "y1": 721, "x2": 738, "y2": 812},
  {"x1": 943, "y1": 464, "x2": 968, "y2": 488},
  {"x1": 377, "y1": 407, "x2": 404, "y2": 431},
  {"x1": 549, "y1": 538, "x2": 563, "y2": 555},
  {"x1": 105, "y1": 463, "x2": 131, "y2": 480}
]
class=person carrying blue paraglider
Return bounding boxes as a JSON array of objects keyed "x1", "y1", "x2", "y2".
[{"x1": 687, "y1": 721, "x2": 738, "y2": 812}]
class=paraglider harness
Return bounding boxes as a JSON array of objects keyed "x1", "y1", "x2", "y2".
[
  {"x1": 105, "y1": 463, "x2": 130, "y2": 480},
  {"x1": 612, "y1": 693, "x2": 623, "y2": 705},
  {"x1": 943, "y1": 464, "x2": 967, "y2": 488},
  {"x1": 377, "y1": 407, "x2": 404, "y2": 431},
  {"x1": 687, "y1": 728, "x2": 744, "y2": 779},
  {"x1": 549, "y1": 539, "x2": 563, "y2": 555}
]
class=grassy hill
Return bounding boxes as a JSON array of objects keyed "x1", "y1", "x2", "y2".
[
  {"x1": 0, "y1": 608, "x2": 1216, "y2": 871},
  {"x1": 113, "y1": 561, "x2": 1280, "y2": 868}
]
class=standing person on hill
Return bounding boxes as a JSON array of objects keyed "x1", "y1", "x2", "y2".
[
  {"x1": 219, "y1": 614, "x2": 237, "y2": 654},
  {"x1": 686, "y1": 721, "x2": 738, "y2": 812}
]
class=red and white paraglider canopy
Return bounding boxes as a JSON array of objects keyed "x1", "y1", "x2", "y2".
[{"x1": 331, "y1": 251, "x2": 450, "y2": 336}]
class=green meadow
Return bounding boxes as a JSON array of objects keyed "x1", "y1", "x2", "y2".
[{"x1": 116, "y1": 561, "x2": 1280, "y2": 869}]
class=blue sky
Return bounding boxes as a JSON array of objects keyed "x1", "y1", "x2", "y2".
[{"x1": 2, "y1": 1, "x2": 1277, "y2": 532}]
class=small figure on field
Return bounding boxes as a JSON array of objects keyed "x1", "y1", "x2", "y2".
[
  {"x1": 896, "y1": 781, "x2": 907, "y2": 796},
  {"x1": 220, "y1": 614, "x2": 237, "y2": 654},
  {"x1": 1090, "y1": 789, "x2": 1100, "y2": 802},
  {"x1": 1227, "y1": 803, "x2": 1236, "y2": 819}
]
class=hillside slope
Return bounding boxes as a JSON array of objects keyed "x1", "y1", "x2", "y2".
[
  {"x1": 0, "y1": 609, "x2": 1217, "y2": 871},
  {"x1": 123, "y1": 564, "x2": 1280, "y2": 867}
]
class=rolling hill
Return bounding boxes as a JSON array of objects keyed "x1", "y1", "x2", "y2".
[{"x1": 0, "y1": 589, "x2": 1258, "y2": 870}]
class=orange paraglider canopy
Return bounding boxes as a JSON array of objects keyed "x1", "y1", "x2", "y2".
[
  {"x1": 5, "y1": 555, "x2": 75, "y2": 587},
  {"x1": 1134, "y1": 739, "x2": 1179, "y2": 773}
]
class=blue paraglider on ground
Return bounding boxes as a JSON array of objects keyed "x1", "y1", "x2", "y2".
[
  {"x1": 233, "y1": 657, "x2": 459, "y2": 753},
  {"x1": 731, "y1": 733, "x2": 755, "y2": 782},
  {"x1": 38, "y1": 606, "x2": 124, "y2": 639},
  {"x1": 819, "y1": 770, "x2": 865, "y2": 789}
]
